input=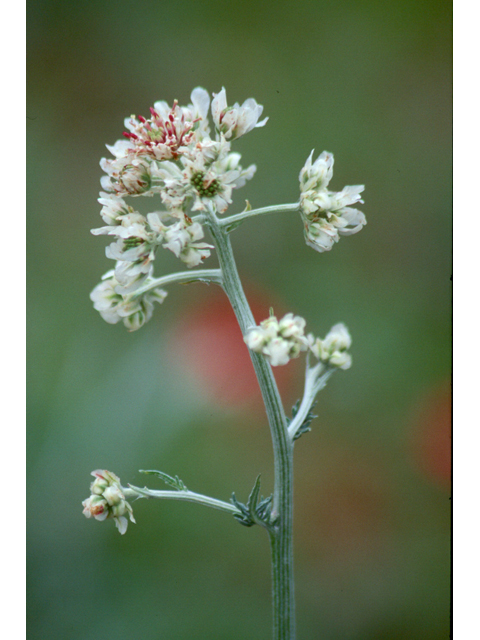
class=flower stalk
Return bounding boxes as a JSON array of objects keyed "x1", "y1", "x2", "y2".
[
  {"x1": 126, "y1": 485, "x2": 242, "y2": 517},
  {"x1": 204, "y1": 204, "x2": 296, "y2": 639}
]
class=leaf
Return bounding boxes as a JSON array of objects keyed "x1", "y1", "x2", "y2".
[
  {"x1": 247, "y1": 475, "x2": 262, "y2": 514},
  {"x1": 230, "y1": 492, "x2": 254, "y2": 527},
  {"x1": 139, "y1": 469, "x2": 187, "y2": 491},
  {"x1": 225, "y1": 220, "x2": 244, "y2": 233},
  {"x1": 292, "y1": 402, "x2": 318, "y2": 442}
]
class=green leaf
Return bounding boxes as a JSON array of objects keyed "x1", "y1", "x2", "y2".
[
  {"x1": 230, "y1": 492, "x2": 254, "y2": 527},
  {"x1": 247, "y1": 475, "x2": 262, "y2": 514},
  {"x1": 139, "y1": 469, "x2": 187, "y2": 491},
  {"x1": 225, "y1": 220, "x2": 244, "y2": 233}
]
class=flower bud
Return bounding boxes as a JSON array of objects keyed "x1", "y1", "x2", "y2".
[
  {"x1": 308, "y1": 323, "x2": 352, "y2": 370},
  {"x1": 82, "y1": 469, "x2": 136, "y2": 534},
  {"x1": 244, "y1": 313, "x2": 308, "y2": 366}
]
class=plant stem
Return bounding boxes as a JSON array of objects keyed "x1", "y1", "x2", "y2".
[
  {"x1": 204, "y1": 205, "x2": 296, "y2": 640},
  {"x1": 287, "y1": 361, "x2": 334, "y2": 441},
  {"x1": 130, "y1": 268, "x2": 223, "y2": 298},
  {"x1": 219, "y1": 202, "x2": 300, "y2": 232},
  {"x1": 126, "y1": 485, "x2": 241, "y2": 516}
]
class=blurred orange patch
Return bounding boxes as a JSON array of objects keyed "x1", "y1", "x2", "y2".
[
  {"x1": 409, "y1": 381, "x2": 452, "y2": 487},
  {"x1": 169, "y1": 286, "x2": 297, "y2": 410}
]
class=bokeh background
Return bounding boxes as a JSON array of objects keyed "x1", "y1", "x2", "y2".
[{"x1": 27, "y1": 1, "x2": 451, "y2": 638}]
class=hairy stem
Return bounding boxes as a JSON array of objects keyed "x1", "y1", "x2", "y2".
[
  {"x1": 131, "y1": 268, "x2": 223, "y2": 298},
  {"x1": 219, "y1": 202, "x2": 300, "y2": 232},
  {"x1": 126, "y1": 485, "x2": 240, "y2": 516},
  {"x1": 205, "y1": 204, "x2": 296, "y2": 640}
]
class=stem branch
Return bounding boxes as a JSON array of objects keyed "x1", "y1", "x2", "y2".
[
  {"x1": 204, "y1": 204, "x2": 296, "y2": 640},
  {"x1": 127, "y1": 485, "x2": 240, "y2": 516},
  {"x1": 219, "y1": 202, "x2": 300, "y2": 232}
]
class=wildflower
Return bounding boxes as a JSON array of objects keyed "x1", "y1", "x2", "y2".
[
  {"x1": 156, "y1": 139, "x2": 255, "y2": 214},
  {"x1": 123, "y1": 100, "x2": 196, "y2": 161},
  {"x1": 90, "y1": 270, "x2": 167, "y2": 331},
  {"x1": 244, "y1": 313, "x2": 308, "y2": 366},
  {"x1": 100, "y1": 154, "x2": 154, "y2": 196},
  {"x1": 162, "y1": 220, "x2": 214, "y2": 268},
  {"x1": 308, "y1": 323, "x2": 352, "y2": 370},
  {"x1": 299, "y1": 151, "x2": 366, "y2": 253},
  {"x1": 103, "y1": 214, "x2": 163, "y2": 289},
  {"x1": 82, "y1": 469, "x2": 136, "y2": 535},
  {"x1": 211, "y1": 87, "x2": 268, "y2": 140}
]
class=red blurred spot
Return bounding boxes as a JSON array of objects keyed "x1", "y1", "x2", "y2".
[
  {"x1": 169, "y1": 286, "x2": 297, "y2": 410},
  {"x1": 410, "y1": 381, "x2": 452, "y2": 487}
]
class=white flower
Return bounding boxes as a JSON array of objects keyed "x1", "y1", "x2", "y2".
[
  {"x1": 308, "y1": 323, "x2": 352, "y2": 370},
  {"x1": 303, "y1": 220, "x2": 339, "y2": 252},
  {"x1": 163, "y1": 220, "x2": 213, "y2": 268},
  {"x1": 211, "y1": 88, "x2": 268, "y2": 140},
  {"x1": 244, "y1": 313, "x2": 308, "y2": 366},
  {"x1": 94, "y1": 213, "x2": 167, "y2": 292},
  {"x1": 299, "y1": 151, "x2": 366, "y2": 253},
  {"x1": 155, "y1": 139, "x2": 255, "y2": 214},
  {"x1": 123, "y1": 99, "x2": 197, "y2": 161},
  {"x1": 100, "y1": 154, "x2": 153, "y2": 196},
  {"x1": 82, "y1": 469, "x2": 136, "y2": 535},
  {"x1": 299, "y1": 150, "x2": 334, "y2": 193},
  {"x1": 90, "y1": 270, "x2": 167, "y2": 331},
  {"x1": 97, "y1": 192, "x2": 135, "y2": 227},
  {"x1": 179, "y1": 87, "x2": 211, "y2": 139},
  {"x1": 262, "y1": 338, "x2": 292, "y2": 366}
]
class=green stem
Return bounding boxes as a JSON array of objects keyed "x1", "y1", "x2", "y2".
[
  {"x1": 130, "y1": 269, "x2": 223, "y2": 298},
  {"x1": 287, "y1": 361, "x2": 334, "y2": 441},
  {"x1": 126, "y1": 485, "x2": 240, "y2": 516},
  {"x1": 204, "y1": 205, "x2": 296, "y2": 640},
  {"x1": 219, "y1": 202, "x2": 300, "y2": 232}
]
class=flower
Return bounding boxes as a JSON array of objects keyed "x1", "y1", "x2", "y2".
[
  {"x1": 308, "y1": 323, "x2": 352, "y2": 369},
  {"x1": 162, "y1": 220, "x2": 214, "y2": 268},
  {"x1": 82, "y1": 469, "x2": 136, "y2": 535},
  {"x1": 211, "y1": 87, "x2": 268, "y2": 140},
  {"x1": 244, "y1": 313, "x2": 309, "y2": 366},
  {"x1": 299, "y1": 150, "x2": 366, "y2": 253},
  {"x1": 155, "y1": 138, "x2": 256, "y2": 214},
  {"x1": 123, "y1": 100, "x2": 196, "y2": 161},
  {"x1": 100, "y1": 152, "x2": 154, "y2": 196},
  {"x1": 90, "y1": 270, "x2": 167, "y2": 331}
]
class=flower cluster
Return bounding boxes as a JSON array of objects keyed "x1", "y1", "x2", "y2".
[
  {"x1": 308, "y1": 323, "x2": 352, "y2": 370},
  {"x1": 244, "y1": 313, "x2": 352, "y2": 369},
  {"x1": 82, "y1": 470, "x2": 136, "y2": 535},
  {"x1": 91, "y1": 87, "x2": 267, "y2": 330},
  {"x1": 244, "y1": 313, "x2": 309, "y2": 366},
  {"x1": 299, "y1": 151, "x2": 366, "y2": 252},
  {"x1": 90, "y1": 270, "x2": 167, "y2": 332}
]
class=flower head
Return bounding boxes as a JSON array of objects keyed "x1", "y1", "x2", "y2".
[
  {"x1": 211, "y1": 88, "x2": 268, "y2": 140},
  {"x1": 244, "y1": 313, "x2": 308, "y2": 366},
  {"x1": 308, "y1": 323, "x2": 352, "y2": 369},
  {"x1": 299, "y1": 151, "x2": 366, "y2": 253},
  {"x1": 90, "y1": 270, "x2": 167, "y2": 331},
  {"x1": 82, "y1": 470, "x2": 136, "y2": 534},
  {"x1": 162, "y1": 219, "x2": 214, "y2": 268}
]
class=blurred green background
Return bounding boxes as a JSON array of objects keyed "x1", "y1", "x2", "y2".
[{"x1": 27, "y1": 1, "x2": 451, "y2": 638}]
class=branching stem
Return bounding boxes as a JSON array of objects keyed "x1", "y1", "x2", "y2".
[
  {"x1": 130, "y1": 269, "x2": 223, "y2": 298},
  {"x1": 126, "y1": 485, "x2": 241, "y2": 516},
  {"x1": 219, "y1": 202, "x2": 300, "y2": 232},
  {"x1": 204, "y1": 204, "x2": 296, "y2": 640}
]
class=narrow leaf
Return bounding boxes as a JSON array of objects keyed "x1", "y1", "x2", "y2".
[{"x1": 247, "y1": 475, "x2": 262, "y2": 513}]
